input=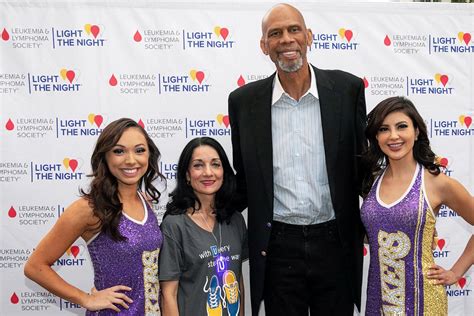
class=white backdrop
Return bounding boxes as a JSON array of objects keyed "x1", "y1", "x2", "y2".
[{"x1": 0, "y1": 1, "x2": 472, "y2": 315}]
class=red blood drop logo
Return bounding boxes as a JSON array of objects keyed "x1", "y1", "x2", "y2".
[
  {"x1": 222, "y1": 115, "x2": 230, "y2": 128},
  {"x1": 439, "y1": 157, "x2": 448, "y2": 168},
  {"x1": 463, "y1": 33, "x2": 471, "y2": 45},
  {"x1": 10, "y1": 292, "x2": 19, "y2": 304},
  {"x1": 384, "y1": 35, "x2": 391, "y2": 46},
  {"x1": 109, "y1": 74, "x2": 117, "y2": 86},
  {"x1": 8, "y1": 206, "x2": 17, "y2": 218},
  {"x1": 237, "y1": 75, "x2": 245, "y2": 87},
  {"x1": 440, "y1": 75, "x2": 448, "y2": 87},
  {"x1": 464, "y1": 116, "x2": 472, "y2": 128},
  {"x1": 363, "y1": 77, "x2": 369, "y2": 88},
  {"x1": 2, "y1": 28, "x2": 9, "y2": 41},
  {"x1": 458, "y1": 277, "x2": 466, "y2": 289},
  {"x1": 6, "y1": 118, "x2": 14, "y2": 130},
  {"x1": 138, "y1": 119, "x2": 144, "y2": 128},
  {"x1": 134, "y1": 30, "x2": 142, "y2": 42}
]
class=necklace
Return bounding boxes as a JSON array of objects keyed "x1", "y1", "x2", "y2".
[{"x1": 199, "y1": 211, "x2": 222, "y2": 247}]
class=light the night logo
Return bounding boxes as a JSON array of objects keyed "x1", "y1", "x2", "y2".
[
  {"x1": 4, "y1": 117, "x2": 54, "y2": 139},
  {"x1": 436, "y1": 204, "x2": 459, "y2": 218},
  {"x1": 383, "y1": 34, "x2": 427, "y2": 55},
  {"x1": 139, "y1": 117, "x2": 184, "y2": 139},
  {"x1": 108, "y1": 73, "x2": 156, "y2": 94},
  {"x1": 432, "y1": 237, "x2": 450, "y2": 258},
  {"x1": 158, "y1": 69, "x2": 210, "y2": 93},
  {"x1": 57, "y1": 114, "x2": 105, "y2": 138},
  {"x1": 186, "y1": 114, "x2": 230, "y2": 138},
  {"x1": 430, "y1": 114, "x2": 473, "y2": 137},
  {"x1": 9, "y1": 291, "x2": 57, "y2": 312},
  {"x1": 160, "y1": 161, "x2": 178, "y2": 180},
  {"x1": 183, "y1": 26, "x2": 235, "y2": 49},
  {"x1": 1, "y1": 27, "x2": 49, "y2": 49},
  {"x1": 0, "y1": 248, "x2": 31, "y2": 269},
  {"x1": 31, "y1": 157, "x2": 84, "y2": 182},
  {"x1": 446, "y1": 277, "x2": 472, "y2": 297},
  {"x1": 54, "y1": 245, "x2": 86, "y2": 266},
  {"x1": 311, "y1": 28, "x2": 359, "y2": 51},
  {"x1": 53, "y1": 24, "x2": 106, "y2": 48},
  {"x1": 363, "y1": 76, "x2": 405, "y2": 96},
  {"x1": 431, "y1": 32, "x2": 473, "y2": 54},
  {"x1": 133, "y1": 29, "x2": 181, "y2": 50},
  {"x1": 28, "y1": 68, "x2": 81, "y2": 93},
  {"x1": 7, "y1": 204, "x2": 57, "y2": 226},
  {"x1": 0, "y1": 73, "x2": 27, "y2": 94},
  {"x1": 407, "y1": 73, "x2": 453, "y2": 95},
  {"x1": 235, "y1": 74, "x2": 269, "y2": 87},
  {"x1": 0, "y1": 162, "x2": 29, "y2": 183}
]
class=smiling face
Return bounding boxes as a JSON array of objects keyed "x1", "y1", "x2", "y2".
[
  {"x1": 260, "y1": 4, "x2": 312, "y2": 73},
  {"x1": 105, "y1": 127, "x2": 149, "y2": 189},
  {"x1": 186, "y1": 145, "x2": 224, "y2": 202},
  {"x1": 376, "y1": 111, "x2": 419, "y2": 163}
]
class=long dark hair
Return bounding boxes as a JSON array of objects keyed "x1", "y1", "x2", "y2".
[
  {"x1": 81, "y1": 118, "x2": 165, "y2": 240},
  {"x1": 362, "y1": 96, "x2": 440, "y2": 196},
  {"x1": 164, "y1": 137, "x2": 236, "y2": 224}
]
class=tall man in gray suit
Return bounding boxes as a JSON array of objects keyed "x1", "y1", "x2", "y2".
[{"x1": 228, "y1": 3, "x2": 367, "y2": 315}]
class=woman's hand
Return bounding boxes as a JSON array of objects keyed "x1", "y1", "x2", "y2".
[
  {"x1": 427, "y1": 264, "x2": 460, "y2": 286},
  {"x1": 83, "y1": 285, "x2": 133, "y2": 312}
]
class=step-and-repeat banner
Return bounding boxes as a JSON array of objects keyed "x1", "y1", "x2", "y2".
[{"x1": 1, "y1": 1, "x2": 472, "y2": 315}]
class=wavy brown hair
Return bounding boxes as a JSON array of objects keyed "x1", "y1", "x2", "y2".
[
  {"x1": 81, "y1": 118, "x2": 165, "y2": 240},
  {"x1": 362, "y1": 96, "x2": 440, "y2": 196}
]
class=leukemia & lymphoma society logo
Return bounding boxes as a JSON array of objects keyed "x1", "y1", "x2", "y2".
[
  {"x1": 31, "y1": 157, "x2": 84, "y2": 182},
  {"x1": 311, "y1": 28, "x2": 359, "y2": 51},
  {"x1": 363, "y1": 75, "x2": 405, "y2": 97},
  {"x1": 407, "y1": 73, "x2": 454, "y2": 95},
  {"x1": 185, "y1": 114, "x2": 230, "y2": 138},
  {"x1": 446, "y1": 276, "x2": 472, "y2": 297},
  {"x1": 1, "y1": 26, "x2": 49, "y2": 49},
  {"x1": 431, "y1": 32, "x2": 473, "y2": 54},
  {"x1": 430, "y1": 114, "x2": 473, "y2": 137},
  {"x1": 28, "y1": 68, "x2": 81, "y2": 93},
  {"x1": 7, "y1": 204, "x2": 58, "y2": 226},
  {"x1": 53, "y1": 23, "x2": 106, "y2": 48},
  {"x1": 157, "y1": 69, "x2": 210, "y2": 94},
  {"x1": 0, "y1": 162, "x2": 29, "y2": 182},
  {"x1": 109, "y1": 73, "x2": 157, "y2": 94},
  {"x1": 133, "y1": 28, "x2": 181, "y2": 50},
  {"x1": 0, "y1": 247, "x2": 30, "y2": 269},
  {"x1": 235, "y1": 73, "x2": 269, "y2": 87},
  {"x1": 138, "y1": 117, "x2": 184, "y2": 139},
  {"x1": 183, "y1": 26, "x2": 235, "y2": 49},
  {"x1": 4, "y1": 117, "x2": 54, "y2": 139},
  {"x1": 383, "y1": 34, "x2": 427, "y2": 55},
  {"x1": 0, "y1": 73, "x2": 27, "y2": 94},
  {"x1": 56, "y1": 114, "x2": 105, "y2": 138}
]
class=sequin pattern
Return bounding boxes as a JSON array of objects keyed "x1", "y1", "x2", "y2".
[
  {"x1": 361, "y1": 164, "x2": 447, "y2": 315},
  {"x1": 86, "y1": 194, "x2": 162, "y2": 315}
]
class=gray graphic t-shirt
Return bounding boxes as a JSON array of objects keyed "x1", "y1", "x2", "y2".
[{"x1": 159, "y1": 212, "x2": 248, "y2": 316}]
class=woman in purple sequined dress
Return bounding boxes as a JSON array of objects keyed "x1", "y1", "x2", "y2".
[
  {"x1": 360, "y1": 97, "x2": 473, "y2": 315},
  {"x1": 25, "y1": 118, "x2": 165, "y2": 315}
]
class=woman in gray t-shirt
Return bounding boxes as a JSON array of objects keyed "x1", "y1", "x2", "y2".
[{"x1": 159, "y1": 137, "x2": 248, "y2": 316}]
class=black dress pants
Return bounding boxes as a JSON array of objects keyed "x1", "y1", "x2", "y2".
[{"x1": 263, "y1": 220, "x2": 354, "y2": 316}]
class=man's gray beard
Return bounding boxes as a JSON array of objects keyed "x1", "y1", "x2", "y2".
[{"x1": 278, "y1": 56, "x2": 303, "y2": 73}]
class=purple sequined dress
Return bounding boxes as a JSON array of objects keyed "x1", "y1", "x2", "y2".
[
  {"x1": 85, "y1": 193, "x2": 162, "y2": 315},
  {"x1": 361, "y1": 164, "x2": 447, "y2": 315}
]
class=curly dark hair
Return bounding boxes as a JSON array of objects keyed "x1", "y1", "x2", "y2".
[
  {"x1": 362, "y1": 96, "x2": 440, "y2": 196},
  {"x1": 81, "y1": 118, "x2": 165, "y2": 240},
  {"x1": 164, "y1": 137, "x2": 236, "y2": 224}
]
